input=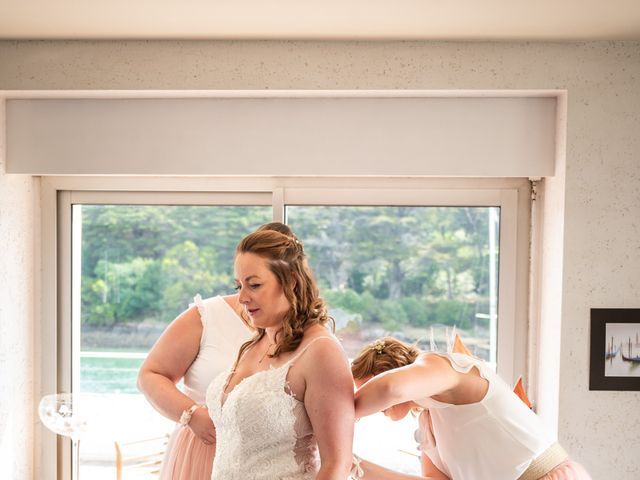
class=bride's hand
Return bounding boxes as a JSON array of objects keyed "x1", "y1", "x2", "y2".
[{"x1": 188, "y1": 407, "x2": 217, "y2": 446}]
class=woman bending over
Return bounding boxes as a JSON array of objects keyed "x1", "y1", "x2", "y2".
[{"x1": 351, "y1": 337, "x2": 591, "y2": 480}]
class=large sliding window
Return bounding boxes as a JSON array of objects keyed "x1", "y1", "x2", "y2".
[
  {"x1": 53, "y1": 179, "x2": 528, "y2": 479},
  {"x1": 61, "y1": 192, "x2": 272, "y2": 478}
]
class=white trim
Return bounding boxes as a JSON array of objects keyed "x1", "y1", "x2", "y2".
[
  {"x1": 272, "y1": 188, "x2": 285, "y2": 222},
  {"x1": 58, "y1": 191, "x2": 73, "y2": 392},
  {"x1": 68, "y1": 190, "x2": 271, "y2": 205},
  {"x1": 283, "y1": 188, "x2": 502, "y2": 206},
  {"x1": 1, "y1": 89, "x2": 564, "y2": 99},
  {"x1": 36, "y1": 178, "x2": 58, "y2": 480},
  {"x1": 57, "y1": 190, "x2": 73, "y2": 479},
  {"x1": 513, "y1": 180, "x2": 533, "y2": 391},
  {"x1": 44, "y1": 175, "x2": 528, "y2": 192},
  {"x1": 71, "y1": 205, "x2": 82, "y2": 392},
  {"x1": 528, "y1": 179, "x2": 543, "y2": 407},
  {"x1": 496, "y1": 188, "x2": 519, "y2": 384},
  {"x1": 6, "y1": 93, "x2": 558, "y2": 177}
]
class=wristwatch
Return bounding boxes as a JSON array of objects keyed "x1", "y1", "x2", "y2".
[{"x1": 179, "y1": 403, "x2": 202, "y2": 427}]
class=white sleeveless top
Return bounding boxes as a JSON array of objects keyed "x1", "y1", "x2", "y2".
[
  {"x1": 205, "y1": 337, "x2": 334, "y2": 480},
  {"x1": 181, "y1": 295, "x2": 253, "y2": 404},
  {"x1": 415, "y1": 352, "x2": 554, "y2": 480}
]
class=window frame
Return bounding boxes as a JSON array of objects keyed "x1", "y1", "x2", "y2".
[{"x1": 41, "y1": 175, "x2": 530, "y2": 479}]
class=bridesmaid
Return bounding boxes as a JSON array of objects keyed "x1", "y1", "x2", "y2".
[
  {"x1": 350, "y1": 337, "x2": 592, "y2": 480},
  {"x1": 137, "y1": 223, "x2": 293, "y2": 479}
]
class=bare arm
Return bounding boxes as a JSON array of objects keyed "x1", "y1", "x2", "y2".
[
  {"x1": 420, "y1": 451, "x2": 450, "y2": 480},
  {"x1": 354, "y1": 354, "x2": 457, "y2": 419},
  {"x1": 137, "y1": 305, "x2": 215, "y2": 443},
  {"x1": 302, "y1": 338, "x2": 355, "y2": 480}
]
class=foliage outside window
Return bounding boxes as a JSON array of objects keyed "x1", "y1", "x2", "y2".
[
  {"x1": 74, "y1": 203, "x2": 499, "y2": 477},
  {"x1": 287, "y1": 206, "x2": 499, "y2": 359}
]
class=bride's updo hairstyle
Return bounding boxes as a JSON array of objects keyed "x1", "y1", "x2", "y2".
[
  {"x1": 234, "y1": 222, "x2": 333, "y2": 362},
  {"x1": 256, "y1": 221, "x2": 296, "y2": 237},
  {"x1": 351, "y1": 337, "x2": 420, "y2": 380}
]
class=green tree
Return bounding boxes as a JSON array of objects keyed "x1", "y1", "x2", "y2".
[
  {"x1": 80, "y1": 205, "x2": 271, "y2": 326},
  {"x1": 82, "y1": 257, "x2": 160, "y2": 325}
]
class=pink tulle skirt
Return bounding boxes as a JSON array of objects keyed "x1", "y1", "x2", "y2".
[
  {"x1": 538, "y1": 460, "x2": 592, "y2": 480},
  {"x1": 159, "y1": 425, "x2": 216, "y2": 480}
]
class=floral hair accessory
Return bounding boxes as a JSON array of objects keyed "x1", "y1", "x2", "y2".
[
  {"x1": 372, "y1": 339, "x2": 385, "y2": 354},
  {"x1": 291, "y1": 237, "x2": 304, "y2": 254}
]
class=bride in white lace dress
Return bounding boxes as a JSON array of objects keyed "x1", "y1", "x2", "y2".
[{"x1": 205, "y1": 225, "x2": 355, "y2": 480}]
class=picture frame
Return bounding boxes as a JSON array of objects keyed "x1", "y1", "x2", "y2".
[{"x1": 589, "y1": 308, "x2": 640, "y2": 391}]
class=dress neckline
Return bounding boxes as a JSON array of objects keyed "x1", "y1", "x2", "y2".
[
  {"x1": 223, "y1": 361, "x2": 290, "y2": 397},
  {"x1": 220, "y1": 335, "x2": 334, "y2": 405}
]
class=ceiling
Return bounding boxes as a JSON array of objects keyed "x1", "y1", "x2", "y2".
[{"x1": 1, "y1": 0, "x2": 640, "y2": 40}]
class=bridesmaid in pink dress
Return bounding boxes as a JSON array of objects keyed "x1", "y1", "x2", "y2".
[
  {"x1": 350, "y1": 337, "x2": 592, "y2": 480},
  {"x1": 137, "y1": 223, "x2": 293, "y2": 479},
  {"x1": 138, "y1": 294, "x2": 252, "y2": 479}
]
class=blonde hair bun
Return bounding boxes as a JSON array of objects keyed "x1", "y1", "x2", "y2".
[{"x1": 351, "y1": 336, "x2": 420, "y2": 379}]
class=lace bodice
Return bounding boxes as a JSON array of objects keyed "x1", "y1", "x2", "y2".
[{"x1": 205, "y1": 338, "x2": 332, "y2": 480}]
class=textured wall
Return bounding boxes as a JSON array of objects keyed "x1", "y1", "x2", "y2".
[
  {"x1": 0, "y1": 99, "x2": 36, "y2": 480},
  {"x1": 1, "y1": 40, "x2": 639, "y2": 478}
]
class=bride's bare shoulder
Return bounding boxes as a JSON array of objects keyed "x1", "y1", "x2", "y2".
[{"x1": 290, "y1": 327, "x2": 344, "y2": 368}]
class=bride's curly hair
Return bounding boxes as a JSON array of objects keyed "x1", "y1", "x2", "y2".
[{"x1": 234, "y1": 223, "x2": 333, "y2": 364}]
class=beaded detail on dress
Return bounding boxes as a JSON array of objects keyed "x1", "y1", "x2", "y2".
[{"x1": 205, "y1": 338, "x2": 333, "y2": 480}]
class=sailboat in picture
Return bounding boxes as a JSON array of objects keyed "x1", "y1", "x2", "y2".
[
  {"x1": 605, "y1": 336, "x2": 619, "y2": 360},
  {"x1": 621, "y1": 337, "x2": 640, "y2": 363}
]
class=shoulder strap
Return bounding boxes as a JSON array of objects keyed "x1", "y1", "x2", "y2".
[
  {"x1": 191, "y1": 294, "x2": 206, "y2": 326},
  {"x1": 287, "y1": 336, "x2": 336, "y2": 366}
]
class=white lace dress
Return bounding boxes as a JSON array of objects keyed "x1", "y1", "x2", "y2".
[{"x1": 205, "y1": 338, "x2": 330, "y2": 480}]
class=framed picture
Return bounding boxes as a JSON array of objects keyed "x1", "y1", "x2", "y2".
[{"x1": 589, "y1": 308, "x2": 640, "y2": 391}]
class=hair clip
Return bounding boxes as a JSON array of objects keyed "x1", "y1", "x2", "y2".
[
  {"x1": 292, "y1": 238, "x2": 305, "y2": 254},
  {"x1": 372, "y1": 339, "x2": 385, "y2": 354}
]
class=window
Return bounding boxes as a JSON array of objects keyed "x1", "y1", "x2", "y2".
[
  {"x1": 288, "y1": 204, "x2": 500, "y2": 473},
  {"x1": 283, "y1": 185, "x2": 522, "y2": 473},
  {"x1": 51, "y1": 177, "x2": 529, "y2": 478},
  {"x1": 287, "y1": 205, "x2": 500, "y2": 361}
]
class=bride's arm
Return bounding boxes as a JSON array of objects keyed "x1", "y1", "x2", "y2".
[{"x1": 302, "y1": 338, "x2": 355, "y2": 480}]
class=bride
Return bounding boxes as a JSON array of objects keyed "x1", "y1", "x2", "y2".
[{"x1": 206, "y1": 224, "x2": 355, "y2": 479}]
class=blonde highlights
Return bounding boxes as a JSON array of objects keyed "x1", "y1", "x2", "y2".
[{"x1": 351, "y1": 336, "x2": 420, "y2": 380}]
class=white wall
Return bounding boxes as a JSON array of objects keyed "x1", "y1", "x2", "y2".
[
  {"x1": 0, "y1": 99, "x2": 36, "y2": 479},
  {"x1": 1, "y1": 40, "x2": 639, "y2": 479}
]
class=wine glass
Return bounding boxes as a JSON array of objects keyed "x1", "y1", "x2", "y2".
[{"x1": 39, "y1": 393, "x2": 98, "y2": 479}]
